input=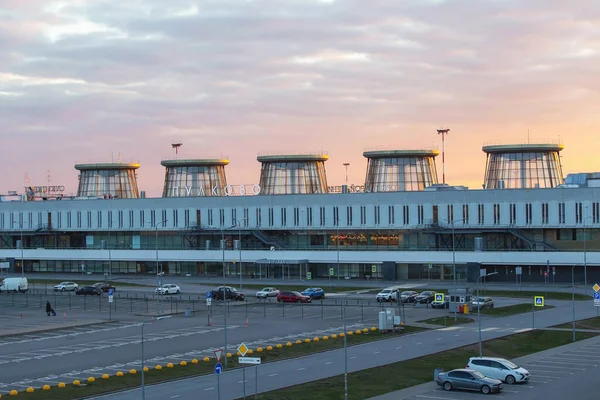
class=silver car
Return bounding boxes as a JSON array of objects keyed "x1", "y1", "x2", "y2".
[{"x1": 436, "y1": 368, "x2": 503, "y2": 394}]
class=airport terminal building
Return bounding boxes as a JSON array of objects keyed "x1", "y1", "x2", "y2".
[{"x1": 1, "y1": 143, "x2": 599, "y2": 284}]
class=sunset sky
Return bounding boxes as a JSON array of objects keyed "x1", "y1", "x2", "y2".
[{"x1": 1, "y1": 0, "x2": 599, "y2": 196}]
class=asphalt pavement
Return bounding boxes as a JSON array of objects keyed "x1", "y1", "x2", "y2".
[
  {"x1": 87, "y1": 299, "x2": 600, "y2": 400},
  {"x1": 374, "y1": 334, "x2": 600, "y2": 400}
]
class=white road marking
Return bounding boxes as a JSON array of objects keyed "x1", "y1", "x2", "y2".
[
  {"x1": 204, "y1": 387, "x2": 214, "y2": 391},
  {"x1": 169, "y1": 396, "x2": 181, "y2": 399},
  {"x1": 325, "y1": 362, "x2": 332, "y2": 365},
  {"x1": 297, "y1": 368, "x2": 305, "y2": 371},
  {"x1": 268, "y1": 373, "x2": 278, "y2": 377},
  {"x1": 395, "y1": 346, "x2": 402, "y2": 350}
]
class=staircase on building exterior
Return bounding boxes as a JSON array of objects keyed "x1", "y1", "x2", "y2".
[{"x1": 252, "y1": 230, "x2": 287, "y2": 249}]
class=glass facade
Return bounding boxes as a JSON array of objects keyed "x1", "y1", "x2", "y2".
[
  {"x1": 363, "y1": 150, "x2": 439, "y2": 192},
  {"x1": 75, "y1": 164, "x2": 140, "y2": 198},
  {"x1": 258, "y1": 155, "x2": 329, "y2": 195},
  {"x1": 483, "y1": 146, "x2": 564, "y2": 189},
  {"x1": 161, "y1": 160, "x2": 228, "y2": 197}
]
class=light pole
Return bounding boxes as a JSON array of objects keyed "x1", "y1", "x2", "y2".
[
  {"x1": 141, "y1": 316, "x2": 171, "y2": 400},
  {"x1": 209, "y1": 223, "x2": 239, "y2": 368},
  {"x1": 477, "y1": 271, "x2": 498, "y2": 357},
  {"x1": 232, "y1": 219, "x2": 246, "y2": 290},
  {"x1": 583, "y1": 214, "x2": 593, "y2": 290},
  {"x1": 153, "y1": 219, "x2": 168, "y2": 288},
  {"x1": 336, "y1": 225, "x2": 340, "y2": 281},
  {"x1": 343, "y1": 162, "x2": 350, "y2": 187},
  {"x1": 441, "y1": 218, "x2": 465, "y2": 285},
  {"x1": 19, "y1": 224, "x2": 24, "y2": 278},
  {"x1": 572, "y1": 264, "x2": 576, "y2": 343},
  {"x1": 343, "y1": 293, "x2": 351, "y2": 400}
]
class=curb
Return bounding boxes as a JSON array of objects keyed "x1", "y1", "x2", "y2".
[{"x1": 0, "y1": 320, "x2": 119, "y2": 339}]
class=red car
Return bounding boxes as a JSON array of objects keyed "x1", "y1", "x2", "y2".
[{"x1": 276, "y1": 291, "x2": 312, "y2": 303}]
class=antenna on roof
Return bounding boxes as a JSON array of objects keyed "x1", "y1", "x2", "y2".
[
  {"x1": 172, "y1": 143, "x2": 183, "y2": 155},
  {"x1": 436, "y1": 128, "x2": 450, "y2": 184}
]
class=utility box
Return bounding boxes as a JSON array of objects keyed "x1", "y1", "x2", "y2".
[
  {"x1": 448, "y1": 288, "x2": 472, "y2": 313},
  {"x1": 379, "y1": 308, "x2": 395, "y2": 332}
]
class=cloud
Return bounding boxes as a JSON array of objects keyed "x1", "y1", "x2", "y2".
[{"x1": 1, "y1": 0, "x2": 599, "y2": 194}]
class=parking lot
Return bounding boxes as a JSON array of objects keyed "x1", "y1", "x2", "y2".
[{"x1": 402, "y1": 340, "x2": 600, "y2": 400}]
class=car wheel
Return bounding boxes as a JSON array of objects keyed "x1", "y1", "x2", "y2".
[
  {"x1": 61, "y1": 288, "x2": 65, "y2": 292},
  {"x1": 505, "y1": 375, "x2": 516, "y2": 384},
  {"x1": 297, "y1": 300, "x2": 302, "y2": 303},
  {"x1": 481, "y1": 385, "x2": 491, "y2": 394},
  {"x1": 443, "y1": 382, "x2": 452, "y2": 391},
  {"x1": 176, "y1": 290, "x2": 181, "y2": 294}
]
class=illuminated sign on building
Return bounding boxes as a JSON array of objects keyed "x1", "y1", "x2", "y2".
[
  {"x1": 26, "y1": 185, "x2": 66, "y2": 193},
  {"x1": 171, "y1": 184, "x2": 262, "y2": 197}
]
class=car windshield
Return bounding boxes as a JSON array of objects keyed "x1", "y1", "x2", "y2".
[
  {"x1": 471, "y1": 371, "x2": 485, "y2": 379},
  {"x1": 304, "y1": 288, "x2": 314, "y2": 292},
  {"x1": 260, "y1": 288, "x2": 270, "y2": 292},
  {"x1": 380, "y1": 289, "x2": 391, "y2": 293},
  {"x1": 59, "y1": 282, "x2": 69, "y2": 285},
  {"x1": 400, "y1": 291, "x2": 411, "y2": 295},
  {"x1": 291, "y1": 291, "x2": 302, "y2": 296},
  {"x1": 477, "y1": 297, "x2": 486, "y2": 302},
  {"x1": 503, "y1": 360, "x2": 519, "y2": 369}
]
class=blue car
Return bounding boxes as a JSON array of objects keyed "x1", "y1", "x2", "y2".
[{"x1": 301, "y1": 287, "x2": 325, "y2": 299}]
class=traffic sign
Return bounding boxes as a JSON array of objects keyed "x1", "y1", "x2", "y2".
[
  {"x1": 206, "y1": 291, "x2": 212, "y2": 299},
  {"x1": 594, "y1": 292, "x2": 600, "y2": 307},
  {"x1": 108, "y1": 295, "x2": 114, "y2": 303},
  {"x1": 214, "y1": 362, "x2": 223, "y2": 375},
  {"x1": 214, "y1": 349, "x2": 223, "y2": 361},
  {"x1": 593, "y1": 283, "x2": 600, "y2": 293},
  {"x1": 434, "y1": 293, "x2": 444, "y2": 302},
  {"x1": 516, "y1": 267, "x2": 522, "y2": 275},
  {"x1": 239, "y1": 357, "x2": 261, "y2": 365},
  {"x1": 108, "y1": 288, "x2": 114, "y2": 296},
  {"x1": 306, "y1": 272, "x2": 312, "y2": 280},
  {"x1": 329, "y1": 268, "x2": 334, "y2": 276},
  {"x1": 206, "y1": 298, "x2": 212, "y2": 306},
  {"x1": 534, "y1": 296, "x2": 544, "y2": 307},
  {"x1": 428, "y1": 262, "x2": 432, "y2": 269},
  {"x1": 371, "y1": 265, "x2": 377, "y2": 273},
  {"x1": 237, "y1": 343, "x2": 249, "y2": 356}
]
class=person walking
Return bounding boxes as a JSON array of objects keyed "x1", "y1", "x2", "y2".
[{"x1": 46, "y1": 301, "x2": 56, "y2": 316}]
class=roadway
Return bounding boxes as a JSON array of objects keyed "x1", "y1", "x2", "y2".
[{"x1": 88, "y1": 299, "x2": 600, "y2": 400}]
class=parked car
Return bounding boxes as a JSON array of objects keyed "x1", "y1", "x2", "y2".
[
  {"x1": 54, "y1": 282, "x2": 78, "y2": 292},
  {"x1": 155, "y1": 284, "x2": 181, "y2": 295},
  {"x1": 436, "y1": 368, "x2": 503, "y2": 394},
  {"x1": 301, "y1": 287, "x2": 325, "y2": 299},
  {"x1": 414, "y1": 291, "x2": 435, "y2": 304},
  {"x1": 467, "y1": 357, "x2": 530, "y2": 384},
  {"x1": 93, "y1": 282, "x2": 116, "y2": 292},
  {"x1": 471, "y1": 297, "x2": 494, "y2": 310},
  {"x1": 256, "y1": 287, "x2": 279, "y2": 299},
  {"x1": 0, "y1": 277, "x2": 28, "y2": 293},
  {"x1": 376, "y1": 288, "x2": 399, "y2": 302},
  {"x1": 399, "y1": 291, "x2": 419, "y2": 303},
  {"x1": 212, "y1": 286, "x2": 245, "y2": 301},
  {"x1": 76, "y1": 286, "x2": 102, "y2": 296},
  {"x1": 431, "y1": 297, "x2": 450, "y2": 309},
  {"x1": 276, "y1": 291, "x2": 312, "y2": 303}
]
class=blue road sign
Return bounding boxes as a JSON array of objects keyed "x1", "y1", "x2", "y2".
[
  {"x1": 108, "y1": 288, "x2": 114, "y2": 296},
  {"x1": 206, "y1": 291, "x2": 212, "y2": 299},
  {"x1": 434, "y1": 293, "x2": 444, "y2": 302},
  {"x1": 214, "y1": 362, "x2": 223, "y2": 375},
  {"x1": 534, "y1": 296, "x2": 544, "y2": 307},
  {"x1": 594, "y1": 292, "x2": 600, "y2": 300}
]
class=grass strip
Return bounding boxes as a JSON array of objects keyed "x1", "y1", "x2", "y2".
[
  {"x1": 417, "y1": 316, "x2": 474, "y2": 326},
  {"x1": 552, "y1": 316, "x2": 600, "y2": 330},
  {"x1": 479, "y1": 303, "x2": 554, "y2": 317},
  {"x1": 5, "y1": 326, "x2": 426, "y2": 399},
  {"x1": 250, "y1": 329, "x2": 599, "y2": 400}
]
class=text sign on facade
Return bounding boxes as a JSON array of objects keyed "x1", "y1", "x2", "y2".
[{"x1": 171, "y1": 184, "x2": 261, "y2": 197}]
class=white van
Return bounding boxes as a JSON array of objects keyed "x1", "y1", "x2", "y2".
[{"x1": 0, "y1": 277, "x2": 29, "y2": 293}]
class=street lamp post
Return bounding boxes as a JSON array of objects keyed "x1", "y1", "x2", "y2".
[
  {"x1": 19, "y1": 224, "x2": 24, "y2": 278},
  {"x1": 153, "y1": 219, "x2": 168, "y2": 288},
  {"x1": 572, "y1": 264, "x2": 576, "y2": 343},
  {"x1": 583, "y1": 215, "x2": 593, "y2": 290},
  {"x1": 141, "y1": 316, "x2": 171, "y2": 400},
  {"x1": 232, "y1": 219, "x2": 246, "y2": 290},
  {"x1": 441, "y1": 218, "x2": 465, "y2": 285},
  {"x1": 343, "y1": 293, "x2": 351, "y2": 400},
  {"x1": 477, "y1": 271, "x2": 498, "y2": 357},
  {"x1": 336, "y1": 226, "x2": 340, "y2": 281}
]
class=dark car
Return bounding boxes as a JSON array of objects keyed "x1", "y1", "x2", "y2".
[
  {"x1": 277, "y1": 291, "x2": 312, "y2": 303},
  {"x1": 436, "y1": 368, "x2": 503, "y2": 394},
  {"x1": 76, "y1": 286, "x2": 102, "y2": 296},
  {"x1": 399, "y1": 291, "x2": 419, "y2": 303},
  {"x1": 415, "y1": 291, "x2": 435, "y2": 304},
  {"x1": 211, "y1": 286, "x2": 245, "y2": 301},
  {"x1": 431, "y1": 297, "x2": 450, "y2": 309},
  {"x1": 93, "y1": 282, "x2": 116, "y2": 292}
]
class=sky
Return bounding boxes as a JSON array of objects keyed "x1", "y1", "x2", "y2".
[{"x1": 1, "y1": 0, "x2": 599, "y2": 196}]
